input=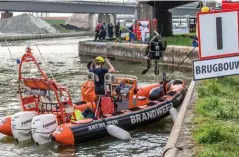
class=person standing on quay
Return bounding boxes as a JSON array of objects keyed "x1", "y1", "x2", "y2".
[
  {"x1": 115, "y1": 23, "x2": 121, "y2": 42},
  {"x1": 108, "y1": 23, "x2": 114, "y2": 40},
  {"x1": 94, "y1": 22, "x2": 101, "y2": 41},
  {"x1": 99, "y1": 22, "x2": 106, "y2": 42}
]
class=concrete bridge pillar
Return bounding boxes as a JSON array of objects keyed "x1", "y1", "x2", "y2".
[
  {"x1": 1, "y1": 11, "x2": 13, "y2": 19},
  {"x1": 136, "y1": 3, "x2": 154, "y2": 37},
  {"x1": 98, "y1": 14, "x2": 111, "y2": 39},
  {"x1": 155, "y1": 9, "x2": 172, "y2": 36},
  {"x1": 137, "y1": 3, "x2": 154, "y2": 21},
  {"x1": 89, "y1": 13, "x2": 97, "y2": 31},
  {"x1": 110, "y1": 14, "x2": 116, "y2": 25},
  {"x1": 136, "y1": 2, "x2": 173, "y2": 36},
  {"x1": 98, "y1": 14, "x2": 111, "y2": 25}
]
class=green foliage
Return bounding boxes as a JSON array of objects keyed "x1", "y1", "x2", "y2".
[
  {"x1": 44, "y1": 19, "x2": 66, "y2": 25},
  {"x1": 173, "y1": 33, "x2": 195, "y2": 37},
  {"x1": 193, "y1": 76, "x2": 239, "y2": 157},
  {"x1": 196, "y1": 144, "x2": 239, "y2": 157},
  {"x1": 165, "y1": 35, "x2": 192, "y2": 46},
  {"x1": 51, "y1": 24, "x2": 71, "y2": 33}
]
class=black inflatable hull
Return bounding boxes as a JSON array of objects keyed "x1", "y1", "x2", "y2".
[{"x1": 70, "y1": 89, "x2": 186, "y2": 144}]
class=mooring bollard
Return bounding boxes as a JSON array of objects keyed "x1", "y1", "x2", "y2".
[{"x1": 170, "y1": 107, "x2": 178, "y2": 123}]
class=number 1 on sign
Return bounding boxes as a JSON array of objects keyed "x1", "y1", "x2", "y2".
[{"x1": 216, "y1": 17, "x2": 223, "y2": 50}]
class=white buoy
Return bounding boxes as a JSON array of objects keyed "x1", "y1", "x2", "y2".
[
  {"x1": 106, "y1": 125, "x2": 132, "y2": 140},
  {"x1": 170, "y1": 107, "x2": 178, "y2": 123}
]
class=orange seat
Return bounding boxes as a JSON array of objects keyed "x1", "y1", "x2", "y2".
[{"x1": 100, "y1": 97, "x2": 115, "y2": 115}]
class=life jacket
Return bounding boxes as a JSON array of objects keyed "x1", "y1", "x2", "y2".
[
  {"x1": 70, "y1": 110, "x2": 85, "y2": 122},
  {"x1": 81, "y1": 80, "x2": 97, "y2": 103},
  {"x1": 120, "y1": 26, "x2": 124, "y2": 33}
]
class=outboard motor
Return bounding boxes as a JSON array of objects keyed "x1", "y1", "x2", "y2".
[
  {"x1": 32, "y1": 114, "x2": 58, "y2": 145},
  {"x1": 11, "y1": 111, "x2": 38, "y2": 142},
  {"x1": 149, "y1": 86, "x2": 164, "y2": 101}
]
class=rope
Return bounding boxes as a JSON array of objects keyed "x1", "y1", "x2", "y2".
[
  {"x1": 35, "y1": 42, "x2": 55, "y2": 80},
  {"x1": 161, "y1": 146, "x2": 183, "y2": 157},
  {"x1": 5, "y1": 40, "x2": 18, "y2": 76},
  {"x1": 166, "y1": 46, "x2": 196, "y2": 79},
  {"x1": 4, "y1": 40, "x2": 22, "y2": 108},
  {"x1": 5, "y1": 40, "x2": 14, "y2": 62}
]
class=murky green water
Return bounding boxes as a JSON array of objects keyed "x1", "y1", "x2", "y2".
[{"x1": 0, "y1": 37, "x2": 192, "y2": 157}]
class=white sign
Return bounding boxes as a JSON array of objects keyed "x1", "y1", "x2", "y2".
[
  {"x1": 193, "y1": 56, "x2": 239, "y2": 80},
  {"x1": 198, "y1": 10, "x2": 239, "y2": 60}
]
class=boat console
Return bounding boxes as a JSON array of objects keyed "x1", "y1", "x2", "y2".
[
  {"x1": 105, "y1": 74, "x2": 150, "y2": 110},
  {"x1": 87, "y1": 72, "x2": 146, "y2": 111}
]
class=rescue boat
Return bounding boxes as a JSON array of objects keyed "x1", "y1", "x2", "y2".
[
  {"x1": 0, "y1": 45, "x2": 186, "y2": 145},
  {"x1": 50, "y1": 73, "x2": 186, "y2": 145}
]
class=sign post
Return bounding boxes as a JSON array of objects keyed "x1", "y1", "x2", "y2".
[{"x1": 193, "y1": 9, "x2": 239, "y2": 81}]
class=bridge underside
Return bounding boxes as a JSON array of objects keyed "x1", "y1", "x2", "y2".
[
  {"x1": 137, "y1": 1, "x2": 199, "y2": 36},
  {"x1": 147, "y1": 1, "x2": 197, "y2": 10}
]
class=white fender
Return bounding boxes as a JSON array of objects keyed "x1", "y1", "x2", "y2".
[
  {"x1": 170, "y1": 107, "x2": 178, "y2": 123},
  {"x1": 106, "y1": 125, "x2": 132, "y2": 140}
]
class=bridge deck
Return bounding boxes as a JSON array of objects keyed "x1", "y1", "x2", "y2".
[{"x1": 0, "y1": 1, "x2": 136, "y2": 14}]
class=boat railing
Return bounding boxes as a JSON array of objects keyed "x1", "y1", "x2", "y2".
[
  {"x1": 87, "y1": 72, "x2": 96, "y2": 81},
  {"x1": 87, "y1": 72, "x2": 137, "y2": 82},
  {"x1": 104, "y1": 73, "x2": 117, "y2": 85},
  {"x1": 112, "y1": 74, "x2": 137, "y2": 81},
  {"x1": 39, "y1": 102, "x2": 60, "y2": 114}
]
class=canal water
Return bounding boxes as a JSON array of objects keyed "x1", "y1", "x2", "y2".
[{"x1": 0, "y1": 37, "x2": 192, "y2": 157}]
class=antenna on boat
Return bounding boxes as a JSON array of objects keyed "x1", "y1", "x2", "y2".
[
  {"x1": 5, "y1": 40, "x2": 23, "y2": 111},
  {"x1": 5, "y1": 40, "x2": 14, "y2": 62},
  {"x1": 5, "y1": 40, "x2": 18, "y2": 81},
  {"x1": 34, "y1": 42, "x2": 55, "y2": 80}
]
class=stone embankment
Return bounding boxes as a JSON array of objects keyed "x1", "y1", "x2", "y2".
[
  {"x1": 78, "y1": 41, "x2": 199, "y2": 69},
  {"x1": 162, "y1": 81, "x2": 196, "y2": 157},
  {"x1": 0, "y1": 32, "x2": 95, "y2": 42}
]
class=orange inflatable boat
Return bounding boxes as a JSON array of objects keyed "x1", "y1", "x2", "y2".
[
  {"x1": 0, "y1": 46, "x2": 185, "y2": 145},
  {"x1": 51, "y1": 74, "x2": 186, "y2": 145}
]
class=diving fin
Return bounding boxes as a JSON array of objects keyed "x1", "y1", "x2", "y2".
[
  {"x1": 154, "y1": 69, "x2": 159, "y2": 75},
  {"x1": 141, "y1": 59, "x2": 150, "y2": 75}
]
